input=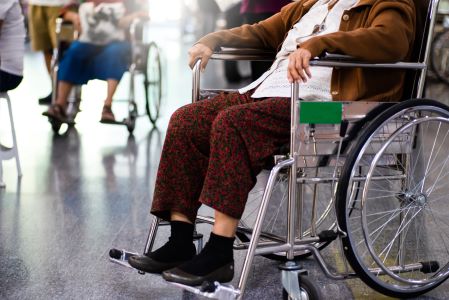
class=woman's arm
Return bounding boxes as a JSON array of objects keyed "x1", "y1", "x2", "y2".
[
  {"x1": 299, "y1": 0, "x2": 416, "y2": 62},
  {"x1": 197, "y1": 1, "x2": 299, "y2": 52}
]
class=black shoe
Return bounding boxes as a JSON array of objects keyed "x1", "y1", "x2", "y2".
[
  {"x1": 128, "y1": 239, "x2": 196, "y2": 274},
  {"x1": 128, "y1": 255, "x2": 192, "y2": 274},
  {"x1": 162, "y1": 261, "x2": 234, "y2": 286},
  {"x1": 38, "y1": 93, "x2": 52, "y2": 105}
]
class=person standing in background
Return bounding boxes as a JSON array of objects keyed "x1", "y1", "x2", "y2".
[
  {"x1": 0, "y1": 0, "x2": 26, "y2": 92},
  {"x1": 28, "y1": 0, "x2": 70, "y2": 104},
  {"x1": 224, "y1": 0, "x2": 291, "y2": 82},
  {"x1": 241, "y1": 0, "x2": 292, "y2": 80}
]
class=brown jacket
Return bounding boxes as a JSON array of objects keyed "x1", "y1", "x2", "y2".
[{"x1": 198, "y1": 0, "x2": 416, "y2": 102}]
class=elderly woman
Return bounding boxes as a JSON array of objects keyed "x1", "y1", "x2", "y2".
[
  {"x1": 129, "y1": 0, "x2": 416, "y2": 286},
  {"x1": 43, "y1": 0, "x2": 147, "y2": 123}
]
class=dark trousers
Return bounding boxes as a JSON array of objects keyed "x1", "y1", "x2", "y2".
[
  {"x1": 151, "y1": 92, "x2": 290, "y2": 222},
  {"x1": 0, "y1": 70, "x2": 23, "y2": 92}
]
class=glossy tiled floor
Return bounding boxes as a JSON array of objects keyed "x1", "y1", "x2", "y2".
[{"x1": 3, "y1": 18, "x2": 449, "y2": 299}]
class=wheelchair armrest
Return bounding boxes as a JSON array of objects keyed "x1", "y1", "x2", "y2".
[
  {"x1": 192, "y1": 48, "x2": 275, "y2": 101},
  {"x1": 210, "y1": 47, "x2": 276, "y2": 61},
  {"x1": 310, "y1": 52, "x2": 426, "y2": 70},
  {"x1": 192, "y1": 50, "x2": 426, "y2": 102}
]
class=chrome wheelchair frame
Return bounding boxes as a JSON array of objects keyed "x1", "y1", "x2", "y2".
[
  {"x1": 46, "y1": 17, "x2": 163, "y2": 134},
  {"x1": 110, "y1": 0, "x2": 449, "y2": 299}
]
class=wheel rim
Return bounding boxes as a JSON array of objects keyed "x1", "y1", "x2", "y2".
[
  {"x1": 344, "y1": 104, "x2": 449, "y2": 292},
  {"x1": 432, "y1": 30, "x2": 449, "y2": 85},
  {"x1": 145, "y1": 42, "x2": 162, "y2": 124}
]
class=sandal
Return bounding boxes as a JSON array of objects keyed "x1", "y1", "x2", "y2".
[
  {"x1": 100, "y1": 105, "x2": 116, "y2": 123},
  {"x1": 42, "y1": 103, "x2": 67, "y2": 121}
]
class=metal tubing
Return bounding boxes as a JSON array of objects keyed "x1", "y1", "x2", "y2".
[
  {"x1": 143, "y1": 217, "x2": 160, "y2": 255},
  {"x1": 417, "y1": 0, "x2": 441, "y2": 97},
  {"x1": 5, "y1": 95, "x2": 21, "y2": 177},
  {"x1": 297, "y1": 174, "x2": 406, "y2": 183},
  {"x1": 309, "y1": 61, "x2": 426, "y2": 70},
  {"x1": 192, "y1": 59, "x2": 201, "y2": 102},
  {"x1": 287, "y1": 83, "x2": 300, "y2": 259},
  {"x1": 254, "y1": 236, "x2": 322, "y2": 256},
  {"x1": 237, "y1": 158, "x2": 295, "y2": 299},
  {"x1": 297, "y1": 244, "x2": 353, "y2": 280}
]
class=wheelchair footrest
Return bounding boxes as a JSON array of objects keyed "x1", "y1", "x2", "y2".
[
  {"x1": 317, "y1": 230, "x2": 338, "y2": 242},
  {"x1": 108, "y1": 248, "x2": 139, "y2": 269},
  {"x1": 168, "y1": 281, "x2": 240, "y2": 299}
]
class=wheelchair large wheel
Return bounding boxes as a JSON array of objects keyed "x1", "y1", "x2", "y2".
[
  {"x1": 337, "y1": 99, "x2": 449, "y2": 298},
  {"x1": 144, "y1": 42, "x2": 162, "y2": 124},
  {"x1": 431, "y1": 29, "x2": 449, "y2": 85}
]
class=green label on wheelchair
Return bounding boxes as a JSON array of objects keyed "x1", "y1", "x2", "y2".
[{"x1": 299, "y1": 102, "x2": 343, "y2": 124}]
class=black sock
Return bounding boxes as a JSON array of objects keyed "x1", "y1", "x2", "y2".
[
  {"x1": 147, "y1": 221, "x2": 196, "y2": 262},
  {"x1": 179, "y1": 232, "x2": 234, "y2": 276}
]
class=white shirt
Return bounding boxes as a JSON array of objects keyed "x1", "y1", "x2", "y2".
[
  {"x1": 0, "y1": 0, "x2": 26, "y2": 76},
  {"x1": 78, "y1": 2, "x2": 126, "y2": 45},
  {"x1": 27, "y1": 0, "x2": 71, "y2": 7},
  {"x1": 240, "y1": 0, "x2": 358, "y2": 100}
]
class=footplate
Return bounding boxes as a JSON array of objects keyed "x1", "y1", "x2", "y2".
[
  {"x1": 108, "y1": 248, "x2": 139, "y2": 269},
  {"x1": 168, "y1": 281, "x2": 240, "y2": 300}
]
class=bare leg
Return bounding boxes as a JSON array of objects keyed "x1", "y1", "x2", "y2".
[
  {"x1": 55, "y1": 81, "x2": 73, "y2": 107},
  {"x1": 213, "y1": 210, "x2": 238, "y2": 237},
  {"x1": 171, "y1": 211, "x2": 193, "y2": 224},
  {"x1": 172, "y1": 209, "x2": 238, "y2": 238},
  {"x1": 44, "y1": 50, "x2": 53, "y2": 74},
  {"x1": 104, "y1": 79, "x2": 119, "y2": 108}
]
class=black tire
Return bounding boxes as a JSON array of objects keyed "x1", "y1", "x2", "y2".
[
  {"x1": 126, "y1": 101, "x2": 137, "y2": 134},
  {"x1": 50, "y1": 119, "x2": 62, "y2": 133},
  {"x1": 127, "y1": 118, "x2": 136, "y2": 134},
  {"x1": 431, "y1": 29, "x2": 449, "y2": 85},
  {"x1": 109, "y1": 248, "x2": 122, "y2": 259},
  {"x1": 336, "y1": 99, "x2": 449, "y2": 298},
  {"x1": 144, "y1": 42, "x2": 162, "y2": 124},
  {"x1": 282, "y1": 275, "x2": 321, "y2": 300}
]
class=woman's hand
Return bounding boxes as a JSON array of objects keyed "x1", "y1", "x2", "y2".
[
  {"x1": 63, "y1": 11, "x2": 81, "y2": 33},
  {"x1": 188, "y1": 43, "x2": 213, "y2": 71},
  {"x1": 287, "y1": 48, "x2": 312, "y2": 83}
]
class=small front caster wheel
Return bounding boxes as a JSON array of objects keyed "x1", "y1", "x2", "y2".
[{"x1": 282, "y1": 275, "x2": 321, "y2": 300}]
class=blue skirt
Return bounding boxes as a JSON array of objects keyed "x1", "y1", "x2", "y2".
[{"x1": 57, "y1": 41, "x2": 131, "y2": 85}]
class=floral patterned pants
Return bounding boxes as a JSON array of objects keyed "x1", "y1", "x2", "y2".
[{"x1": 151, "y1": 91, "x2": 290, "y2": 222}]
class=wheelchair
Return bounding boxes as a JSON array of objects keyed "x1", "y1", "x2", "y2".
[
  {"x1": 109, "y1": 0, "x2": 449, "y2": 298},
  {"x1": 46, "y1": 17, "x2": 163, "y2": 134}
]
